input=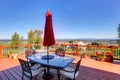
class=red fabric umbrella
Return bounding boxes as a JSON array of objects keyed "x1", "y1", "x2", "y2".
[
  {"x1": 42, "y1": 10, "x2": 55, "y2": 79},
  {"x1": 43, "y1": 10, "x2": 55, "y2": 47},
  {"x1": 42, "y1": 10, "x2": 55, "y2": 60}
]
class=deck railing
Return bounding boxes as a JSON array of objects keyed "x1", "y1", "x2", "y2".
[
  {"x1": 55, "y1": 43, "x2": 120, "y2": 60},
  {"x1": 0, "y1": 43, "x2": 120, "y2": 60}
]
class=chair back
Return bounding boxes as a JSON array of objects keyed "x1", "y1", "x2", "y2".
[
  {"x1": 25, "y1": 50, "x2": 36, "y2": 67},
  {"x1": 96, "y1": 52, "x2": 99, "y2": 56},
  {"x1": 32, "y1": 49, "x2": 36, "y2": 55},
  {"x1": 75, "y1": 56, "x2": 82, "y2": 76},
  {"x1": 18, "y1": 58, "x2": 32, "y2": 76},
  {"x1": 55, "y1": 48, "x2": 65, "y2": 57},
  {"x1": 25, "y1": 49, "x2": 33, "y2": 57}
]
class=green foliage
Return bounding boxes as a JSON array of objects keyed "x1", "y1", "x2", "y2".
[
  {"x1": 114, "y1": 48, "x2": 120, "y2": 56},
  {"x1": 20, "y1": 35, "x2": 24, "y2": 44},
  {"x1": 28, "y1": 30, "x2": 35, "y2": 44},
  {"x1": 117, "y1": 40, "x2": 120, "y2": 46},
  {"x1": 10, "y1": 32, "x2": 24, "y2": 46},
  {"x1": 117, "y1": 24, "x2": 120, "y2": 46},
  {"x1": 68, "y1": 40, "x2": 73, "y2": 43},
  {"x1": 11, "y1": 32, "x2": 20, "y2": 46},
  {"x1": 91, "y1": 42, "x2": 99, "y2": 46},
  {"x1": 28, "y1": 29, "x2": 43, "y2": 45},
  {"x1": 34, "y1": 29, "x2": 43, "y2": 45},
  {"x1": 104, "y1": 48, "x2": 110, "y2": 52},
  {"x1": 9, "y1": 49, "x2": 19, "y2": 54}
]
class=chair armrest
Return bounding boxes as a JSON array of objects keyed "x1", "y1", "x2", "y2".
[
  {"x1": 31, "y1": 65, "x2": 42, "y2": 70},
  {"x1": 61, "y1": 68, "x2": 75, "y2": 73}
]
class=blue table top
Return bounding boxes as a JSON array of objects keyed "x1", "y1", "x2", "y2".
[{"x1": 27, "y1": 52, "x2": 75, "y2": 69}]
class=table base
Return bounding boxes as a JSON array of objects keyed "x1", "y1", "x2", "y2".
[{"x1": 42, "y1": 71, "x2": 54, "y2": 80}]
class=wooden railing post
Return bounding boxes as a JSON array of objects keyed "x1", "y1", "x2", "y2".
[
  {"x1": 110, "y1": 46, "x2": 114, "y2": 55},
  {"x1": 27, "y1": 44, "x2": 31, "y2": 54},
  {"x1": 76, "y1": 44, "x2": 79, "y2": 56},
  {"x1": 56, "y1": 44, "x2": 59, "y2": 49},
  {"x1": 0, "y1": 45, "x2": 3, "y2": 59},
  {"x1": 27, "y1": 44, "x2": 30, "y2": 50}
]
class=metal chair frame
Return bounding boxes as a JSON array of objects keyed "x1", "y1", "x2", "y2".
[{"x1": 59, "y1": 56, "x2": 82, "y2": 80}]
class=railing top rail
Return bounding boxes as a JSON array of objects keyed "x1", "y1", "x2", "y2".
[{"x1": 56, "y1": 43, "x2": 119, "y2": 48}]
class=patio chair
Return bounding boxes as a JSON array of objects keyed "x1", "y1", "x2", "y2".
[
  {"x1": 25, "y1": 49, "x2": 37, "y2": 67},
  {"x1": 105, "y1": 52, "x2": 113, "y2": 62},
  {"x1": 55, "y1": 48, "x2": 65, "y2": 57},
  {"x1": 91, "y1": 51, "x2": 103, "y2": 60},
  {"x1": 59, "y1": 56, "x2": 82, "y2": 80},
  {"x1": 18, "y1": 58, "x2": 44, "y2": 80}
]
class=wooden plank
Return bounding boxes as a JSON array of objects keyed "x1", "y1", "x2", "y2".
[
  {"x1": 2, "y1": 69, "x2": 15, "y2": 80},
  {"x1": 0, "y1": 55, "x2": 120, "y2": 80},
  {"x1": 0, "y1": 58, "x2": 29, "y2": 80},
  {"x1": 13, "y1": 66, "x2": 30, "y2": 80},
  {"x1": 80, "y1": 66, "x2": 120, "y2": 80},
  {"x1": 7, "y1": 67, "x2": 22, "y2": 80},
  {"x1": 0, "y1": 71, "x2": 9, "y2": 80}
]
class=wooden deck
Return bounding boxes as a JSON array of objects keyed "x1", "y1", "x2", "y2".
[{"x1": 0, "y1": 54, "x2": 120, "y2": 80}]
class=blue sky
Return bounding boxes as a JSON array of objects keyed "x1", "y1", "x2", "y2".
[{"x1": 0, "y1": 0, "x2": 120, "y2": 39}]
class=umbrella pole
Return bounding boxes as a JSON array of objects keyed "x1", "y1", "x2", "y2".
[
  {"x1": 45, "y1": 46, "x2": 54, "y2": 79},
  {"x1": 47, "y1": 46, "x2": 49, "y2": 74},
  {"x1": 47, "y1": 46, "x2": 49, "y2": 62}
]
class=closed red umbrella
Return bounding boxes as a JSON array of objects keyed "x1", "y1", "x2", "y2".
[
  {"x1": 42, "y1": 9, "x2": 55, "y2": 60},
  {"x1": 42, "y1": 9, "x2": 55, "y2": 79},
  {"x1": 43, "y1": 9, "x2": 55, "y2": 47}
]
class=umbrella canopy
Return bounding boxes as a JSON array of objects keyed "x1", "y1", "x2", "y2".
[
  {"x1": 43, "y1": 10, "x2": 55, "y2": 47},
  {"x1": 42, "y1": 9, "x2": 55, "y2": 60},
  {"x1": 42, "y1": 10, "x2": 56, "y2": 79}
]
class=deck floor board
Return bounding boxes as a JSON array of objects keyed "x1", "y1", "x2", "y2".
[{"x1": 0, "y1": 54, "x2": 120, "y2": 80}]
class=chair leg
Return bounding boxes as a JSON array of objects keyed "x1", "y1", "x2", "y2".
[
  {"x1": 73, "y1": 77, "x2": 76, "y2": 80},
  {"x1": 57, "y1": 69, "x2": 60, "y2": 80},
  {"x1": 43, "y1": 67, "x2": 47, "y2": 74},
  {"x1": 30, "y1": 76, "x2": 32, "y2": 80},
  {"x1": 65, "y1": 78, "x2": 72, "y2": 80},
  {"x1": 22, "y1": 73, "x2": 24, "y2": 80}
]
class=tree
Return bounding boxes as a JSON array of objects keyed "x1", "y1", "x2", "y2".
[
  {"x1": 27, "y1": 29, "x2": 43, "y2": 45},
  {"x1": 68, "y1": 40, "x2": 73, "y2": 44},
  {"x1": 34, "y1": 29, "x2": 43, "y2": 44},
  {"x1": 91, "y1": 42, "x2": 99, "y2": 46},
  {"x1": 28, "y1": 30, "x2": 35, "y2": 44},
  {"x1": 11, "y1": 32, "x2": 20, "y2": 46},
  {"x1": 117, "y1": 24, "x2": 120, "y2": 46},
  {"x1": 20, "y1": 35, "x2": 24, "y2": 44}
]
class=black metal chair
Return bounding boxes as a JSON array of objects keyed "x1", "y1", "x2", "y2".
[
  {"x1": 18, "y1": 58, "x2": 44, "y2": 80},
  {"x1": 59, "y1": 56, "x2": 82, "y2": 80},
  {"x1": 25, "y1": 49, "x2": 37, "y2": 67}
]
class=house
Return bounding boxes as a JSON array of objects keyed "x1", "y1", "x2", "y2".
[{"x1": 77, "y1": 41, "x2": 86, "y2": 51}]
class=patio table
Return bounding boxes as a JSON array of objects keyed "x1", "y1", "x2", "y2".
[{"x1": 27, "y1": 52, "x2": 75, "y2": 80}]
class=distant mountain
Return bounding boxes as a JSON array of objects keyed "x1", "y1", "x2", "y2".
[
  {"x1": 0, "y1": 39, "x2": 10, "y2": 41},
  {"x1": 0, "y1": 38, "x2": 119, "y2": 44},
  {"x1": 56, "y1": 38, "x2": 119, "y2": 41},
  {"x1": 56, "y1": 38, "x2": 119, "y2": 45}
]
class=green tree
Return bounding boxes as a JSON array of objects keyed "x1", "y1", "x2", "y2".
[
  {"x1": 91, "y1": 42, "x2": 99, "y2": 46},
  {"x1": 11, "y1": 32, "x2": 20, "y2": 46},
  {"x1": 34, "y1": 29, "x2": 43, "y2": 44},
  {"x1": 20, "y1": 35, "x2": 24, "y2": 44},
  {"x1": 117, "y1": 24, "x2": 120, "y2": 46},
  {"x1": 28, "y1": 30, "x2": 35, "y2": 44},
  {"x1": 27, "y1": 29, "x2": 43, "y2": 49},
  {"x1": 68, "y1": 40, "x2": 73, "y2": 44}
]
